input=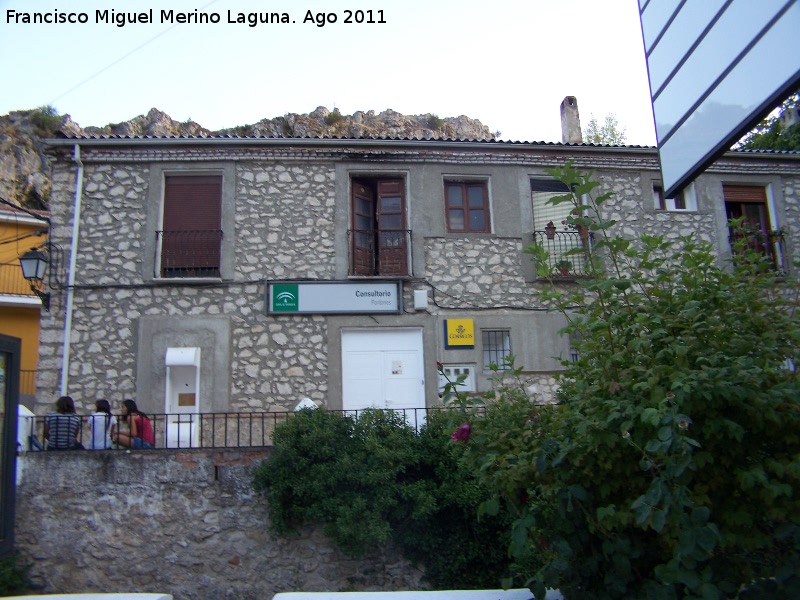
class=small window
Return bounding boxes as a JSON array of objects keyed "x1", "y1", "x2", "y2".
[
  {"x1": 482, "y1": 330, "x2": 511, "y2": 370},
  {"x1": 438, "y1": 365, "x2": 477, "y2": 395},
  {"x1": 653, "y1": 183, "x2": 696, "y2": 211},
  {"x1": 445, "y1": 181, "x2": 490, "y2": 233}
]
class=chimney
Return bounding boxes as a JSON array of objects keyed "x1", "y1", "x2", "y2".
[{"x1": 560, "y1": 96, "x2": 582, "y2": 144}]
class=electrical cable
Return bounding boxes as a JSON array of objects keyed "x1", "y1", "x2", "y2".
[{"x1": 49, "y1": 0, "x2": 221, "y2": 106}]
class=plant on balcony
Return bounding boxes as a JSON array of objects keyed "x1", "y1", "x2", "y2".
[
  {"x1": 554, "y1": 259, "x2": 572, "y2": 276},
  {"x1": 544, "y1": 221, "x2": 557, "y2": 239}
]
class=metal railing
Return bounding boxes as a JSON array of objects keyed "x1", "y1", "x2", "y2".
[
  {"x1": 532, "y1": 229, "x2": 594, "y2": 277},
  {"x1": 348, "y1": 229, "x2": 412, "y2": 276},
  {"x1": 155, "y1": 230, "x2": 223, "y2": 278},
  {"x1": 0, "y1": 262, "x2": 36, "y2": 296},
  {"x1": 17, "y1": 408, "x2": 440, "y2": 451}
]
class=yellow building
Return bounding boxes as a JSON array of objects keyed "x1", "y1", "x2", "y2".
[{"x1": 0, "y1": 205, "x2": 49, "y2": 406}]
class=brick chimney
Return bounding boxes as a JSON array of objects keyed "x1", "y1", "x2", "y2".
[{"x1": 560, "y1": 96, "x2": 582, "y2": 144}]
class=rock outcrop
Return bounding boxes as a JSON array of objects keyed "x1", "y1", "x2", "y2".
[{"x1": 0, "y1": 106, "x2": 495, "y2": 210}]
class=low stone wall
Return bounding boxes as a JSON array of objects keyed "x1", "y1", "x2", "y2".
[{"x1": 13, "y1": 449, "x2": 424, "y2": 599}]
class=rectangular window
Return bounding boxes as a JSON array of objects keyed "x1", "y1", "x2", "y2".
[
  {"x1": 445, "y1": 181, "x2": 490, "y2": 233},
  {"x1": 159, "y1": 175, "x2": 223, "y2": 278},
  {"x1": 653, "y1": 182, "x2": 696, "y2": 211},
  {"x1": 482, "y1": 330, "x2": 511, "y2": 371},
  {"x1": 531, "y1": 178, "x2": 571, "y2": 231},
  {"x1": 350, "y1": 177, "x2": 409, "y2": 276}
]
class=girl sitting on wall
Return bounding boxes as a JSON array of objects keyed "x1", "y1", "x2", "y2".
[
  {"x1": 87, "y1": 399, "x2": 117, "y2": 450},
  {"x1": 44, "y1": 395, "x2": 84, "y2": 450},
  {"x1": 112, "y1": 399, "x2": 155, "y2": 449}
]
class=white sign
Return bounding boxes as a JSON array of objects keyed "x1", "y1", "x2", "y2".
[{"x1": 267, "y1": 281, "x2": 402, "y2": 314}]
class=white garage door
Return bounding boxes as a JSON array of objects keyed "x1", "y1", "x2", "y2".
[{"x1": 341, "y1": 328, "x2": 426, "y2": 421}]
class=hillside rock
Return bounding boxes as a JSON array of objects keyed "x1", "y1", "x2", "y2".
[{"x1": 0, "y1": 106, "x2": 496, "y2": 210}]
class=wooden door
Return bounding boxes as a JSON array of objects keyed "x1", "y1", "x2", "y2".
[
  {"x1": 377, "y1": 180, "x2": 407, "y2": 276},
  {"x1": 351, "y1": 180, "x2": 376, "y2": 276}
]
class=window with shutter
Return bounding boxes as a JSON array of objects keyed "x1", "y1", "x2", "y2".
[{"x1": 159, "y1": 175, "x2": 223, "y2": 278}]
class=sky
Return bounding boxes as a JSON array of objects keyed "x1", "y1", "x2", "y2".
[{"x1": 0, "y1": 0, "x2": 658, "y2": 145}]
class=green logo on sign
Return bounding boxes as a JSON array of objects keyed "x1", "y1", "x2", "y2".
[{"x1": 272, "y1": 284, "x2": 299, "y2": 312}]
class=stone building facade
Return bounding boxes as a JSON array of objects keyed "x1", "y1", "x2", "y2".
[{"x1": 33, "y1": 133, "x2": 800, "y2": 425}]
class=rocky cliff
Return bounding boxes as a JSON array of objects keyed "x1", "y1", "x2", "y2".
[{"x1": 0, "y1": 106, "x2": 496, "y2": 210}]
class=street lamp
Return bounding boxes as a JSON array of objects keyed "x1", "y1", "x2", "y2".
[{"x1": 19, "y1": 248, "x2": 50, "y2": 311}]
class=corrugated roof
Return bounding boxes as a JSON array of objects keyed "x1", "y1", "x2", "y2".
[{"x1": 51, "y1": 130, "x2": 657, "y2": 149}]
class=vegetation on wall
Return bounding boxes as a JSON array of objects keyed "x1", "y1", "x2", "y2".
[
  {"x1": 28, "y1": 105, "x2": 61, "y2": 137},
  {"x1": 253, "y1": 407, "x2": 517, "y2": 590}
]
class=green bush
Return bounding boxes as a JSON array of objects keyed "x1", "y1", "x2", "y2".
[
  {"x1": 427, "y1": 114, "x2": 445, "y2": 130},
  {"x1": 29, "y1": 105, "x2": 61, "y2": 136},
  {"x1": 0, "y1": 552, "x2": 32, "y2": 596},
  {"x1": 394, "y1": 409, "x2": 517, "y2": 589},
  {"x1": 324, "y1": 109, "x2": 344, "y2": 126},
  {"x1": 461, "y1": 162, "x2": 800, "y2": 599},
  {"x1": 253, "y1": 407, "x2": 516, "y2": 589}
]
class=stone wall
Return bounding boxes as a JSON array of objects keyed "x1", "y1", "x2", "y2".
[{"x1": 14, "y1": 449, "x2": 424, "y2": 599}]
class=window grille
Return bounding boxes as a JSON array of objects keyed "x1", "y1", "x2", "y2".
[{"x1": 482, "y1": 330, "x2": 511, "y2": 370}]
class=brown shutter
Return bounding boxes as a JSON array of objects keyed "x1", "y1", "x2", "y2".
[
  {"x1": 162, "y1": 176, "x2": 222, "y2": 277},
  {"x1": 722, "y1": 185, "x2": 767, "y2": 204}
]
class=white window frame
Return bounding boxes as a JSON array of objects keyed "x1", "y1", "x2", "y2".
[{"x1": 653, "y1": 181, "x2": 698, "y2": 212}]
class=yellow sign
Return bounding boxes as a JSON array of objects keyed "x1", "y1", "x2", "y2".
[{"x1": 445, "y1": 319, "x2": 475, "y2": 348}]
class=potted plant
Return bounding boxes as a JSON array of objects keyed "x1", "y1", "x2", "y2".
[
  {"x1": 555, "y1": 259, "x2": 572, "y2": 276},
  {"x1": 545, "y1": 221, "x2": 557, "y2": 239}
]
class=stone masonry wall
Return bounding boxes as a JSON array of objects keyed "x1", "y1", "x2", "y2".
[
  {"x1": 14, "y1": 449, "x2": 424, "y2": 599},
  {"x1": 36, "y1": 160, "x2": 337, "y2": 414}
]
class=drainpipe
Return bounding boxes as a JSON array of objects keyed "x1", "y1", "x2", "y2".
[{"x1": 60, "y1": 144, "x2": 83, "y2": 396}]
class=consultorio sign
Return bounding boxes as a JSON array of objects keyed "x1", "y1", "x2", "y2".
[{"x1": 267, "y1": 281, "x2": 402, "y2": 314}]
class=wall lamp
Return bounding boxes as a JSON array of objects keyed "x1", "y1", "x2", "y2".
[{"x1": 19, "y1": 248, "x2": 51, "y2": 311}]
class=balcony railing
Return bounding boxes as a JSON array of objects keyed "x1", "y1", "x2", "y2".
[
  {"x1": 348, "y1": 229, "x2": 412, "y2": 276},
  {"x1": 729, "y1": 230, "x2": 788, "y2": 276},
  {"x1": 18, "y1": 408, "x2": 439, "y2": 451},
  {"x1": 532, "y1": 229, "x2": 594, "y2": 278},
  {"x1": 156, "y1": 230, "x2": 223, "y2": 278},
  {"x1": 0, "y1": 263, "x2": 36, "y2": 296}
]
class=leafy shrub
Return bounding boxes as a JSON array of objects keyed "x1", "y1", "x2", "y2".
[
  {"x1": 427, "y1": 114, "x2": 445, "y2": 130},
  {"x1": 324, "y1": 109, "x2": 344, "y2": 126},
  {"x1": 0, "y1": 553, "x2": 32, "y2": 596},
  {"x1": 29, "y1": 105, "x2": 61, "y2": 136},
  {"x1": 394, "y1": 409, "x2": 517, "y2": 589},
  {"x1": 253, "y1": 407, "x2": 516, "y2": 588},
  {"x1": 461, "y1": 162, "x2": 800, "y2": 599}
]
